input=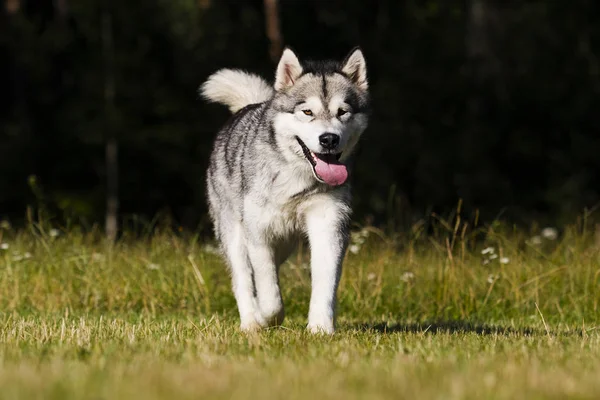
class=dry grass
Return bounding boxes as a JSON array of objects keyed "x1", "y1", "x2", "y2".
[{"x1": 0, "y1": 219, "x2": 599, "y2": 399}]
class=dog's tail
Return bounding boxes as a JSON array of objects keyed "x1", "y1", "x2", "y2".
[{"x1": 200, "y1": 69, "x2": 274, "y2": 113}]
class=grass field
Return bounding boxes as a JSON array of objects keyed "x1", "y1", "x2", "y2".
[{"x1": 0, "y1": 220, "x2": 599, "y2": 399}]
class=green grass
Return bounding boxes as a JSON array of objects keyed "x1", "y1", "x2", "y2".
[{"x1": 0, "y1": 221, "x2": 599, "y2": 399}]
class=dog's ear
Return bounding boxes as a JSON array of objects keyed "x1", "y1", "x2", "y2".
[
  {"x1": 342, "y1": 47, "x2": 368, "y2": 91},
  {"x1": 275, "y1": 48, "x2": 303, "y2": 91}
]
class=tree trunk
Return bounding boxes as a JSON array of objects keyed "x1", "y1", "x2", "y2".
[
  {"x1": 458, "y1": 0, "x2": 503, "y2": 203},
  {"x1": 263, "y1": 0, "x2": 282, "y2": 62},
  {"x1": 105, "y1": 137, "x2": 118, "y2": 241},
  {"x1": 198, "y1": 0, "x2": 211, "y2": 9},
  {"x1": 55, "y1": 0, "x2": 68, "y2": 20},
  {"x1": 466, "y1": 0, "x2": 499, "y2": 109},
  {"x1": 5, "y1": 0, "x2": 20, "y2": 14},
  {"x1": 102, "y1": 11, "x2": 118, "y2": 241}
]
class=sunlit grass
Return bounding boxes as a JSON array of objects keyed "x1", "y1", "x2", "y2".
[{"x1": 0, "y1": 218, "x2": 599, "y2": 399}]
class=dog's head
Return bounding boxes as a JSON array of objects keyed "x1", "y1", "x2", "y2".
[{"x1": 271, "y1": 48, "x2": 370, "y2": 187}]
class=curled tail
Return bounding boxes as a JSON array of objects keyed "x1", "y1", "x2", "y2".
[{"x1": 200, "y1": 69, "x2": 274, "y2": 113}]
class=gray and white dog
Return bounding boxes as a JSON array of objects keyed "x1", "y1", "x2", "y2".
[{"x1": 200, "y1": 47, "x2": 370, "y2": 334}]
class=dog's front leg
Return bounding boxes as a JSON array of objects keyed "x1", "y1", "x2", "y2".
[
  {"x1": 304, "y1": 197, "x2": 350, "y2": 334},
  {"x1": 221, "y1": 222, "x2": 265, "y2": 332},
  {"x1": 246, "y1": 240, "x2": 285, "y2": 326}
]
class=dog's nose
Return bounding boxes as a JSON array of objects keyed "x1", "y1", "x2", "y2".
[{"x1": 319, "y1": 133, "x2": 340, "y2": 150}]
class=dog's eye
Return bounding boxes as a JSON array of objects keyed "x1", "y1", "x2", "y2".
[
  {"x1": 302, "y1": 110, "x2": 313, "y2": 116},
  {"x1": 337, "y1": 109, "x2": 348, "y2": 117}
]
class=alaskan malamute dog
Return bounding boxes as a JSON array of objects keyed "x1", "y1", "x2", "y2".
[{"x1": 200, "y1": 47, "x2": 370, "y2": 334}]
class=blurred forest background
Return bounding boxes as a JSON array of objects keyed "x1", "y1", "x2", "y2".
[{"x1": 2, "y1": 0, "x2": 600, "y2": 235}]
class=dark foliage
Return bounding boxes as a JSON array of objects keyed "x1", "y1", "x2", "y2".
[{"x1": 2, "y1": 0, "x2": 600, "y2": 231}]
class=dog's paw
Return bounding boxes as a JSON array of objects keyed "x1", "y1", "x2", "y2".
[
  {"x1": 240, "y1": 312, "x2": 268, "y2": 333},
  {"x1": 240, "y1": 320, "x2": 263, "y2": 333},
  {"x1": 260, "y1": 306, "x2": 285, "y2": 327},
  {"x1": 307, "y1": 322, "x2": 335, "y2": 335}
]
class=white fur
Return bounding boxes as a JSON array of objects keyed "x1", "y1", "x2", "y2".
[
  {"x1": 221, "y1": 159, "x2": 349, "y2": 333},
  {"x1": 304, "y1": 195, "x2": 351, "y2": 333},
  {"x1": 237, "y1": 175, "x2": 350, "y2": 333},
  {"x1": 298, "y1": 96, "x2": 325, "y2": 116},
  {"x1": 206, "y1": 48, "x2": 370, "y2": 335},
  {"x1": 273, "y1": 112, "x2": 347, "y2": 156},
  {"x1": 221, "y1": 221, "x2": 267, "y2": 331},
  {"x1": 327, "y1": 95, "x2": 352, "y2": 121},
  {"x1": 342, "y1": 49, "x2": 368, "y2": 91},
  {"x1": 200, "y1": 69, "x2": 274, "y2": 113},
  {"x1": 275, "y1": 49, "x2": 303, "y2": 91}
]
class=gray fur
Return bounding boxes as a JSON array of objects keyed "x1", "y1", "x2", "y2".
[{"x1": 203, "y1": 47, "x2": 370, "y2": 334}]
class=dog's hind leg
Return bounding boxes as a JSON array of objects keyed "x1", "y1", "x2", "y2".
[
  {"x1": 247, "y1": 240, "x2": 285, "y2": 326},
  {"x1": 221, "y1": 222, "x2": 266, "y2": 331}
]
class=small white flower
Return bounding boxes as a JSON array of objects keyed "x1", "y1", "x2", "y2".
[
  {"x1": 367, "y1": 272, "x2": 377, "y2": 281},
  {"x1": 489, "y1": 254, "x2": 498, "y2": 260},
  {"x1": 499, "y1": 257, "x2": 510, "y2": 264},
  {"x1": 49, "y1": 229, "x2": 60, "y2": 238},
  {"x1": 202, "y1": 244, "x2": 220, "y2": 255},
  {"x1": 482, "y1": 259, "x2": 490, "y2": 265},
  {"x1": 487, "y1": 274, "x2": 499, "y2": 284},
  {"x1": 481, "y1": 247, "x2": 495, "y2": 255},
  {"x1": 0, "y1": 243, "x2": 8, "y2": 250},
  {"x1": 400, "y1": 271, "x2": 415, "y2": 282},
  {"x1": 349, "y1": 244, "x2": 360, "y2": 254},
  {"x1": 529, "y1": 236, "x2": 542, "y2": 246},
  {"x1": 350, "y1": 229, "x2": 369, "y2": 246},
  {"x1": 541, "y1": 227, "x2": 558, "y2": 241},
  {"x1": 91, "y1": 253, "x2": 104, "y2": 262},
  {"x1": 147, "y1": 263, "x2": 160, "y2": 271},
  {"x1": 350, "y1": 234, "x2": 365, "y2": 246},
  {"x1": 0, "y1": 220, "x2": 10, "y2": 230},
  {"x1": 23, "y1": 252, "x2": 32, "y2": 259}
]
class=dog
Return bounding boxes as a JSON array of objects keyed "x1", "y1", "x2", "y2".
[{"x1": 200, "y1": 47, "x2": 370, "y2": 334}]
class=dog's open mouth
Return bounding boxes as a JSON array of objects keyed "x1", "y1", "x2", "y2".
[{"x1": 296, "y1": 137, "x2": 348, "y2": 186}]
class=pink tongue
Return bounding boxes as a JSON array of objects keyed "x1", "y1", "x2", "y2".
[{"x1": 314, "y1": 157, "x2": 348, "y2": 186}]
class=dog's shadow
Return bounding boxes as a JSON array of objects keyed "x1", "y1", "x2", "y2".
[{"x1": 349, "y1": 320, "x2": 535, "y2": 336}]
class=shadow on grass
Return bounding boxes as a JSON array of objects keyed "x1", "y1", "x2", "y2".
[{"x1": 351, "y1": 320, "x2": 536, "y2": 336}]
